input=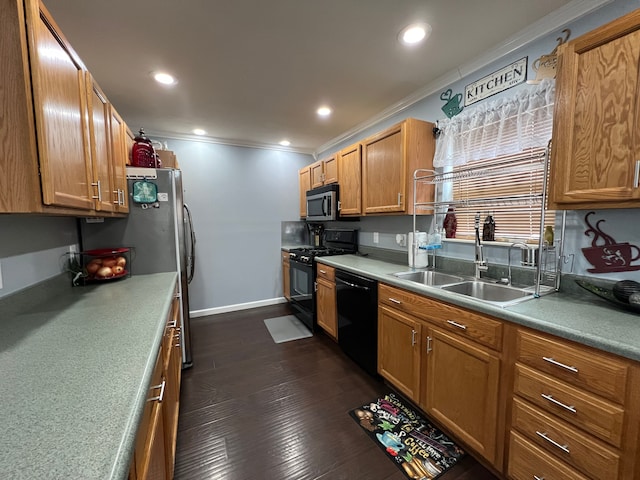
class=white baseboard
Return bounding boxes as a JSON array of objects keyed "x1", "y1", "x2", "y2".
[{"x1": 190, "y1": 297, "x2": 288, "y2": 318}]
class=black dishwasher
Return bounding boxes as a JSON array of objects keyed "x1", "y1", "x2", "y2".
[{"x1": 336, "y1": 269, "x2": 378, "y2": 377}]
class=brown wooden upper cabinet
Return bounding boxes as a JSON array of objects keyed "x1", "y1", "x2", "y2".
[
  {"x1": 549, "y1": 8, "x2": 640, "y2": 210},
  {"x1": 299, "y1": 166, "x2": 311, "y2": 218},
  {"x1": 337, "y1": 143, "x2": 362, "y2": 216},
  {"x1": 362, "y1": 118, "x2": 435, "y2": 215},
  {"x1": 109, "y1": 106, "x2": 129, "y2": 213},
  {"x1": 310, "y1": 155, "x2": 338, "y2": 189},
  {"x1": 0, "y1": 0, "x2": 129, "y2": 215}
]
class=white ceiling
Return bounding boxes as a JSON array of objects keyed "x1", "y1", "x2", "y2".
[{"x1": 43, "y1": 0, "x2": 602, "y2": 154}]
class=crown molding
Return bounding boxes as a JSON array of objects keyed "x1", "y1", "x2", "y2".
[
  {"x1": 145, "y1": 129, "x2": 315, "y2": 156},
  {"x1": 314, "y1": 0, "x2": 613, "y2": 156}
]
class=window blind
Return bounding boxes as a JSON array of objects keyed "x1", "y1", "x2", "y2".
[{"x1": 441, "y1": 97, "x2": 555, "y2": 242}]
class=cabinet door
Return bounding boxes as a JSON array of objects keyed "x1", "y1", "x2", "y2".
[
  {"x1": 378, "y1": 305, "x2": 421, "y2": 401},
  {"x1": 27, "y1": 3, "x2": 93, "y2": 210},
  {"x1": 299, "y1": 167, "x2": 311, "y2": 217},
  {"x1": 310, "y1": 160, "x2": 325, "y2": 188},
  {"x1": 316, "y1": 277, "x2": 337, "y2": 338},
  {"x1": 86, "y1": 74, "x2": 114, "y2": 212},
  {"x1": 550, "y1": 11, "x2": 640, "y2": 208},
  {"x1": 323, "y1": 155, "x2": 338, "y2": 184},
  {"x1": 109, "y1": 106, "x2": 129, "y2": 212},
  {"x1": 163, "y1": 326, "x2": 181, "y2": 478},
  {"x1": 362, "y1": 125, "x2": 405, "y2": 214},
  {"x1": 422, "y1": 326, "x2": 500, "y2": 463},
  {"x1": 338, "y1": 144, "x2": 362, "y2": 216}
]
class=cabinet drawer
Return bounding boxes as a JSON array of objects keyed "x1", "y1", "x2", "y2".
[
  {"x1": 512, "y1": 397, "x2": 621, "y2": 480},
  {"x1": 316, "y1": 264, "x2": 335, "y2": 282},
  {"x1": 517, "y1": 329, "x2": 628, "y2": 402},
  {"x1": 514, "y1": 364, "x2": 625, "y2": 447},
  {"x1": 379, "y1": 283, "x2": 502, "y2": 350},
  {"x1": 508, "y1": 431, "x2": 590, "y2": 480}
]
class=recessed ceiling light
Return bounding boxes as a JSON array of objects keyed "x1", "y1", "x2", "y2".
[
  {"x1": 153, "y1": 72, "x2": 177, "y2": 85},
  {"x1": 279, "y1": 140, "x2": 291, "y2": 147},
  {"x1": 317, "y1": 106, "x2": 332, "y2": 117},
  {"x1": 399, "y1": 23, "x2": 431, "y2": 46},
  {"x1": 192, "y1": 128, "x2": 206, "y2": 136}
]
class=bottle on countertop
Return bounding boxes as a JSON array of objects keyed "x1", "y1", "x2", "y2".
[
  {"x1": 443, "y1": 207, "x2": 457, "y2": 239},
  {"x1": 482, "y1": 213, "x2": 495, "y2": 242}
]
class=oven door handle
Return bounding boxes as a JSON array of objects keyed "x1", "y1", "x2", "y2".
[{"x1": 335, "y1": 277, "x2": 371, "y2": 291}]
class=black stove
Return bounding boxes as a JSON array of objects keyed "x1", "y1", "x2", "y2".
[
  {"x1": 288, "y1": 246, "x2": 351, "y2": 264},
  {"x1": 288, "y1": 229, "x2": 358, "y2": 332}
]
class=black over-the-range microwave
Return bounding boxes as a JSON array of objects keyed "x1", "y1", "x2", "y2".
[{"x1": 306, "y1": 184, "x2": 339, "y2": 221}]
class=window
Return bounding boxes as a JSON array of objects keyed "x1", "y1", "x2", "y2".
[{"x1": 433, "y1": 79, "x2": 555, "y2": 243}]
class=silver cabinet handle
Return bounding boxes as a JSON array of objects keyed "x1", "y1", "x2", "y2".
[
  {"x1": 541, "y1": 393, "x2": 577, "y2": 413},
  {"x1": 634, "y1": 160, "x2": 640, "y2": 188},
  {"x1": 534, "y1": 476, "x2": 545, "y2": 480},
  {"x1": 447, "y1": 320, "x2": 467, "y2": 330},
  {"x1": 113, "y1": 189, "x2": 119, "y2": 204},
  {"x1": 91, "y1": 180, "x2": 102, "y2": 201},
  {"x1": 119, "y1": 189, "x2": 125, "y2": 205},
  {"x1": 543, "y1": 356, "x2": 578, "y2": 373},
  {"x1": 397, "y1": 192, "x2": 402, "y2": 206},
  {"x1": 535, "y1": 431, "x2": 570, "y2": 454},
  {"x1": 411, "y1": 329, "x2": 416, "y2": 346},
  {"x1": 426, "y1": 336, "x2": 432, "y2": 353},
  {"x1": 388, "y1": 297, "x2": 401, "y2": 304},
  {"x1": 319, "y1": 269, "x2": 326, "y2": 274},
  {"x1": 147, "y1": 379, "x2": 166, "y2": 403}
]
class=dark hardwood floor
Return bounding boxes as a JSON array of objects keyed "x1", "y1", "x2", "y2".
[{"x1": 174, "y1": 304, "x2": 499, "y2": 480}]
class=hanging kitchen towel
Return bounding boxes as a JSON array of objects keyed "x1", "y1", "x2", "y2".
[{"x1": 132, "y1": 180, "x2": 158, "y2": 204}]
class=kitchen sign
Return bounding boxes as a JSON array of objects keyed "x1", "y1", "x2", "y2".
[{"x1": 464, "y1": 57, "x2": 528, "y2": 106}]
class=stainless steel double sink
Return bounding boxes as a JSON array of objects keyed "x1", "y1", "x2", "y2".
[{"x1": 391, "y1": 269, "x2": 536, "y2": 307}]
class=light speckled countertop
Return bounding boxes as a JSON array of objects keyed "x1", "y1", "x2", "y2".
[
  {"x1": 0, "y1": 272, "x2": 177, "y2": 480},
  {"x1": 317, "y1": 254, "x2": 640, "y2": 363}
]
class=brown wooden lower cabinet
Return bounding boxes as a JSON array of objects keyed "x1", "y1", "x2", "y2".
[
  {"x1": 421, "y1": 326, "x2": 500, "y2": 464},
  {"x1": 316, "y1": 265, "x2": 337, "y2": 339},
  {"x1": 130, "y1": 289, "x2": 181, "y2": 480},
  {"x1": 375, "y1": 282, "x2": 640, "y2": 479},
  {"x1": 281, "y1": 251, "x2": 290, "y2": 300}
]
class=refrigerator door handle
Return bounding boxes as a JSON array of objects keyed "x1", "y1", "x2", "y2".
[{"x1": 184, "y1": 203, "x2": 196, "y2": 284}]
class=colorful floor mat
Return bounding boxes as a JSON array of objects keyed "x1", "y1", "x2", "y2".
[{"x1": 349, "y1": 393, "x2": 465, "y2": 479}]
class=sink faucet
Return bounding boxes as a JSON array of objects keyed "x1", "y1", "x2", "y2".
[
  {"x1": 507, "y1": 242, "x2": 530, "y2": 286},
  {"x1": 474, "y1": 212, "x2": 488, "y2": 279}
]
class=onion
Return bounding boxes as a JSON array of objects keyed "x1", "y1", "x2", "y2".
[
  {"x1": 116, "y1": 256, "x2": 127, "y2": 267},
  {"x1": 96, "y1": 266, "x2": 113, "y2": 278},
  {"x1": 102, "y1": 257, "x2": 117, "y2": 268}
]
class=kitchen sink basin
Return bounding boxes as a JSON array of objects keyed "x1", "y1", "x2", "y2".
[
  {"x1": 392, "y1": 270, "x2": 464, "y2": 286},
  {"x1": 439, "y1": 281, "x2": 533, "y2": 306}
]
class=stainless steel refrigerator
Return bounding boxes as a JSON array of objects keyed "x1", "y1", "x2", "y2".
[{"x1": 80, "y1": 167, "x2": 196, "y2": 367}]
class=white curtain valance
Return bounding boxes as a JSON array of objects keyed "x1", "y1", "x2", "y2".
[{"x1": 433, "y1": 78, "x2": 555, "y2": 168}]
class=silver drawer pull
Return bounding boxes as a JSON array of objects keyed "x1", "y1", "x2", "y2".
[
  {"x1": 535, "y1": 431, "x2": 570, "y2": 454},
  {"x1": 534, "y1": 476, "x2": 545, "y2": 480},
  {"x1": 319, "y1": 269, "x2": 326, "y2": 274},
  {"x1": 389, "y1": 297, "x2": 402, "y2": 304},
  {"x1": 446, "y1": 320, "x2": 467, "y2": 330},
  {"x1": 147, "y1": 379, "x2": 166, "y2": 403},
  {"x1": 543, "y1": 356, "x2": 578, "y2": 373},
  {"x1": 541, "y1": 393, "x2": 577, "y2": 413}
]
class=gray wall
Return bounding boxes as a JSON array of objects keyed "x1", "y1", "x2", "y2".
[
  {"x1": 155, "y1": 139, "x2": 312, "y2": 313},
  {"x1": 316, "y1": 0, "x2": 640, "y2": 284},
  {"x1": 0, "y1": 216, "x2": 78, "y2": 298}
]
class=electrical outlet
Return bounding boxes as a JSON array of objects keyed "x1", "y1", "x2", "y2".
[{"x1": 373, "y1": 232, "x2": 379, "y2": 244}]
